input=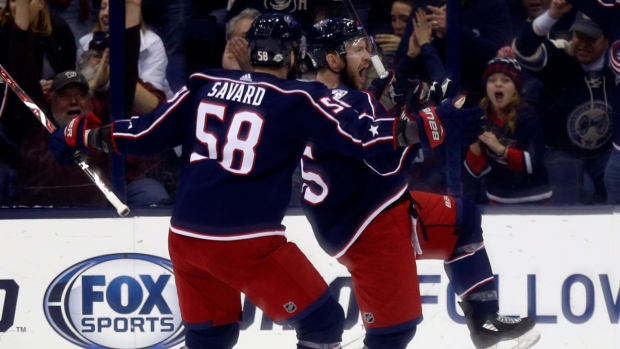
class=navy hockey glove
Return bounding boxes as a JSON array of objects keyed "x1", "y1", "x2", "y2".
[
  {"x1": 409, "y1": 95, "x2": 485, "y2": 148},
  {"x1": 49, "y1": 112, "x2": 102, "y2": 165},
  {"x1": 366, "y1": 69, "x2": 406, "y2": 113},
  {"x1": 406, "y1": 78, "x2": 457, "y2": 114}
]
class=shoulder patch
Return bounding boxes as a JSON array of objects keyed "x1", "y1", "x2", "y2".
[{"x1": 331, "y1": 89, "x2": 348, "y2": 100}]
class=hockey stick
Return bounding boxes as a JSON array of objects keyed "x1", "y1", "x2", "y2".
[
  {"x1": 340, "y1": 0, "x2": 386, "y2": 75},
  {"x1": 0, "y1": 64, "x2": 130, "y2": 216}
]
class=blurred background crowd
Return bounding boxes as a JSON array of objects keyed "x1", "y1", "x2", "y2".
[{"x1": 0, "y1": 0, "x2": 618, "y2": 210}]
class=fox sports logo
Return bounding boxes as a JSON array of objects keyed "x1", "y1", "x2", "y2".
[{"x1": 43, "y1": 253, "x2": 185, "y2": 349}]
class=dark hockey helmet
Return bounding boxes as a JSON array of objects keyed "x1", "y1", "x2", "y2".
[
  {"x1": 306, "y1": 18, "x2": 366, "y2": 69},
  {"x1": 246, "y1": 13, "x2": 307, "y2": 68}
]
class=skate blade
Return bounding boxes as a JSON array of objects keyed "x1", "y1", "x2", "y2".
[{"x1": 484, "y1": 328, "x2": 541, "y2": 349}]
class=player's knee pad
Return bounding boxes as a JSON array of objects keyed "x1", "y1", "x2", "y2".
[
  {"x1": 363, "y1": 325, "x2": 417, "y2": 349},
  {"x1": 294, "y1": 295, "x2": 345, "y2": 348},
  {"x1": 454, "y1": 198, "x2": 484, "y2": 247},
  {"x1": 184, "y1": 323, "x2": 239, "y2": 349}
]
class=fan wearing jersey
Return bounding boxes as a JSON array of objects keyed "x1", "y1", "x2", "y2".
[
  {"x1": 47, "y1": 13, "x2": 428, "y2": 349},
  {"x1": 302, "y1": 17, "x2": 540, "y2": 349}
]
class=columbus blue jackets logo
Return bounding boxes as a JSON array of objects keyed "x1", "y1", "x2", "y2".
[
  {"x1": 567, "y1": 101, "x2": 612, "y2": 150},
  {"x1": 43, "y1": 253, "x2": 185, "y2": 349}
]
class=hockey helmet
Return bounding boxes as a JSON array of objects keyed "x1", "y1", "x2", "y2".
[
  {"x1": 306, "y1": 18, "x2": 369, "y2": 69},
  {"x1": 246, "y1": 13, "x2": 307, "y2": 68}
]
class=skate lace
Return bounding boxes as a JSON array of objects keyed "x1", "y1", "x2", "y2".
[{"x1": 495, "y1": 313, "x2": 522, "y2": 324}]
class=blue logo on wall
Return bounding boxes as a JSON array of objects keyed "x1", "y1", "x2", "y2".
[{"x1": 43, "y1": 253, "x2": 185, "y2": 349}]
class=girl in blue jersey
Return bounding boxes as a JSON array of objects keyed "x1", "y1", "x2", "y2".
[{"x1": 465, "y1": 53, "x2": 552, "y2": 204}]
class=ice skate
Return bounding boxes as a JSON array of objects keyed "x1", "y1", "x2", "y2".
[{"x1": 459, "y1": 300, "x2": 540, "y2": 349}]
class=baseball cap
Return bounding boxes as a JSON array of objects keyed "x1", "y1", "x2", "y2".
[
  {"x1": 89, "y1": 31, "x2": 109, "y2": 51},
  {"x1": 569, "y1": 12, "x2": 604, "y2": 39},
  {"x1": 51, "y1": 70, "x2": 89, "y2": 93}
]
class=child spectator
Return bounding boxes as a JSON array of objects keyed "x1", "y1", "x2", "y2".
[{"x1": 465, "y1": 53, "x2": 552, "y2": 204}]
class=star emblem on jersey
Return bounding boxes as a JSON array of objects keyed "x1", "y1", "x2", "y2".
[
  {"x1": 284, "y1": 302, "x2": 297, "y2": 313},
  {"x1": 369, "y1": 125, "x2": 379, "y2": 136}
]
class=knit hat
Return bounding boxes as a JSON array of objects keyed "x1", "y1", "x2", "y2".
[{"x1": 482, "y1": 56, "x2": 523, "y2": 92}]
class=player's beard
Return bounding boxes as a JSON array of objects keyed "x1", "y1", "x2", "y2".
[{"x1": 341, "y1": 63, "x2": 358, "y2": 90}]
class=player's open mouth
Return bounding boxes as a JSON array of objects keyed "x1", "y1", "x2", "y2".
[
  {"x1": 358, "y1": 67, "x2": 367, "y2": 84},
  {"x1": 67, "y1": 109, "x2": 81, "y2": 116}
]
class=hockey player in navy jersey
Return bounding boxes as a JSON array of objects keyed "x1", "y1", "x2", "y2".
[
  {"x1": 47, "y1": 13, "x2": 431, "y2": 349},
  {"x1": 302, "y1": 17, "x2": 540, "y2": 349}
]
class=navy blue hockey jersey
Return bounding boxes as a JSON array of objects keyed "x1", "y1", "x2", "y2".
[
  {"x1": 110, "y1": 69, "x2": 404, "y2": 239},
  {"x1": 514, "y1": 22, "x2": 620, "y2": 159},
  {"x1": 301, "y1": 88, "x2": 418, "y2": 257}
]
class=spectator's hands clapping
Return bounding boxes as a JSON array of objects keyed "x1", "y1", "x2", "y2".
[
  {"x1": 375, "y1": 34, "x2": 401, "y2": 53},
  {"x1": 91, "y1": 48, "x2": 110, "y2": 91},
  {"x1": 426, "y1": 5, "x2": 447, "y2": 38},
  {"x1": 549, "y1": 0, "x2": 572, "y2": 19},
  {"x1": 478, "y1": 131, "x2": 506, "y2": 156},
  {"x1": 408, "y1": 9, "x2": 433, "y2": 58}
]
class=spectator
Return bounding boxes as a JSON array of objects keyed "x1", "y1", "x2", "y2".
[
  {"x1": 48, "y1": 0, "x2": 98, "y2": 46},
  {"x1": 20, "y1": 71, "x2": 111, "y2": 207},
  {"x1": 513, "y1": 0, "x2": 617, "y2": 204},
  {"x1": 221, "y1": 8, "x2": 258, "y2": 71},
  {"x1": 141, "y1": 0, "x2": 191, "y2": 92},
  {"x1": 77, "y1": 0, "x2": 174, "y2": 99},
  {"x1": 0, "y1": 0, "x2": 76, "y2": 95},
  {"x1": 374, "y1": 0, "x2": 413, "y2": 69},
  {"x1": 225, "y1": 0, "x2": 334, "y2": 32},
  {"x1": 509, "y1": 0, "x2": 573, "y2": 40},
  {"x1": 76, "y1": 8, "x2": 172, "y2": 207},
  {"x1": 397, "y1": 8, "x2": 450, "y2": 195},
  {"x1": 0, "y1": 0, "x2": 77, "y2": 206},
  {"x1": 465, "y1": 54, "x2": 552, "y2": 204},
  {"x1": 395, "y1": 0, "x2": 513, "y2": 106}
]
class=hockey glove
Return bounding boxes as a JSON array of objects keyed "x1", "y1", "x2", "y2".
[
  {"x1": 366, "y1": 69, "x2": 406, "y2": 113},
  {"x1": 409, "y1": 95, "x2": 485, "y2": 148},
  {"x1": 406, "y1": 78, "x2": 457, "y2": 114},
  {"x1": 49, "y1": 112, "x2": 102, "y2": 165}
]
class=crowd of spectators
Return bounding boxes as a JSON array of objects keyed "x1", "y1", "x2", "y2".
[{"x1": 0, "y1": 0, "x2": 618, "y2": 209}]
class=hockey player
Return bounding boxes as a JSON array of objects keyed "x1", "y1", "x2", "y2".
[
  {"x1": 47, "y1": 13, "x2": 429, "y2": 349},
  {"x1": 302, "y1": 17, "x2": 541, "y2": 349}
]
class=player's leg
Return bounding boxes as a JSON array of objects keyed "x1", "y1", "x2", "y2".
[
  {"x1": 409, "y1": 192, "x2": 540, "y2": 349},
  {"x1": 222, "y1": 236, "x2": 345, "y2": 349},
  {"x1": 337, "y1": 198, "x2": 421, "y2": 349},
  {"x1": 169, "y1": 231, "x2": 345, "y2": 349},
  {"x1": 168, "y1": 231, "x2": 242, "y2": 349},
  {"x1": 452, "y1": 198, "x2": 538, "y2": 349}
]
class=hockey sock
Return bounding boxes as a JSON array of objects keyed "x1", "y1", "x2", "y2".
[
  {"x1": 184, "y1": 322, "x2": 239, "y2": 349},
  {"x1": 445, "y1": 199, "x2": 499, "y2": 316},
  {"x1": 363, "y1": 326, "x2": 417, "y2": 349},
  {"x1": 293, "y1": 294, "x2": 345, "y2": 348}
]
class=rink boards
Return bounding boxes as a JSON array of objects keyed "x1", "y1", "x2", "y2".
[{"x1": 0, "y1": 208, "x2": 619, "y2": 349}]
